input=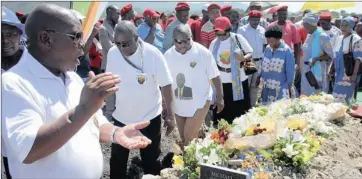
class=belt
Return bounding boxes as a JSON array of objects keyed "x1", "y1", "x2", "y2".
[
  {"x1": 253, "y1": 58, "x2": 262, "y2": 61},
  {"x1": 217, "y1": 64, "x2": 231, "y2": 73}
]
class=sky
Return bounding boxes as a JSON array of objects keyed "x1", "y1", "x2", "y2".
[{"x1": 3, "y1": 1, "x2": 362, "y2": 15}]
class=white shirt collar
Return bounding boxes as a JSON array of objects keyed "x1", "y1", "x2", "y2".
[{"x1": 22, "y1": 50, "x2": 72, "y2": 80}]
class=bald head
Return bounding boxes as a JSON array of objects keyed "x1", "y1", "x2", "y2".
[
  {"x1": 106, "y1": 5, "x2": 118, "y2": 14},
  {"x1": 115, "y1": 20, "x2": 137, "y2": 37},
  {"x1": 173, "y1": 24, "x2": 192, "y2": 38},
  {"x1": 25, "y1": 4, "x2": 80, "y2": 44}
]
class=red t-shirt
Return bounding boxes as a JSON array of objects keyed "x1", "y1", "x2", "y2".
[
  {"x1": 268, "y1": 20, "x2": 301, "y2": 49},
  {"x1": 298, "y1": 26, "x2": 307, "y2": 56},
  {"x1": 89, "y1": 43, "x2": 103, "y2": 69},
  {"x1": 191, "y1": 19, "x2": 207, "y2": 44}
]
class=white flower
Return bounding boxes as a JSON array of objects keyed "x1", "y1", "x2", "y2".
[
  {"x1": 207, "y1": 149, "x2": 221, "y2": 164},
  {"x1": 312, "y1": 121, "x2": 334, "y2": 134},
  {"x1": 282, "y1": 143, "x2": 300, "y2": 158},
  {"x1": 292, "y1": 130, "x2": 306, "y2": 143}
]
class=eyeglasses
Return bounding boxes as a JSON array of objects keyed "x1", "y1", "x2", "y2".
[
  {"x1": 45, "y1": 30, "x2": 83, "y2": 43},
  {"x1": 215, "y1": 32, "x2": 228, "y2": 37},
  {"x1": 174, "y1": 38, "x2": 190, "y2": 44}
]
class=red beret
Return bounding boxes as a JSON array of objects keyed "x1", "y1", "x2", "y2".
[
  {"x1": 120, "y1": 4, "x2": 132, "y2": 16},
  {"x1": 143, "y1": 8, "x2": 160, "y2": 18},
  {"x1": 98, "y1": 19, "x2": 104, "y2": 24},
  {"x1": 208, "y1": 3, "x2": 221, "y2": 11},
  {"x1": 248, "y1": 10, "x2": 262, "y2": 18},
  {"x1": 276, "y1": 5, "x2": 288, "y2": 12},
  {"x1": 15, "y1": 11, "x2": 24, "y2": 17},
  {"x1": 134, "y1": 15, "x2": 143, "y2": 21},
  {"x1": 221, "y1": 5, "x2": 232, "y2": 14},
  {"x1": 175, "y1": 2, "x2": 190, "y2": 11},
  {"x1": 319, "y1": 12, "x2": 332, "y2": 20}
]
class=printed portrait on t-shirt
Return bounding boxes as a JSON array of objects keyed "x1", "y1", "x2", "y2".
[{"x1": 174, "y1": 73, "x2": 193, "y2": 100}]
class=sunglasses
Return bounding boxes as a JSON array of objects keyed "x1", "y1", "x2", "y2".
[
  {"x1": 174, "y1": 38, "x2": 190, "y2": 44},
  {"x1": 45, "y1": 30, "x2": 83, "y2": 43},
  {"x1": 215, "y1": 32, "x2": 227, "y2": 36},
  {"x1": 116, "y1": 37, "x2": 138, "y2": 48}
]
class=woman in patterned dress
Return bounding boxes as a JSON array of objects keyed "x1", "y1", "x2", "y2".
[
  {"x1": 259, "y1": 25, "x2": 295, "y2": 105},
  {"x1": 333, "y1": 16, "x2": 362, "y2": 103},
  {"x1": 300, "y1": 12, "x2": 335, "y2": 96}
]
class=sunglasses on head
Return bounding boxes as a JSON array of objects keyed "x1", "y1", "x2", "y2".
[{"x1": 174, "y1": 38, "x2": 190, "y2": 44}]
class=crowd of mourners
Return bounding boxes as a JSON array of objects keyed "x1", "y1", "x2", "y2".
[{"x1": 2, "y1": 2, "x2": 362, "y2": 179}]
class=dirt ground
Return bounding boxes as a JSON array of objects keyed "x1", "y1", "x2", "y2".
[{"x1": 2, "y1": 112, "x2": 362, "y2": 179}]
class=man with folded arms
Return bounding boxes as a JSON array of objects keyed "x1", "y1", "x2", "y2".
[
  {"x1": 164, "y1": 24, "x2": 223, "y2": 147},
  {"x1": 2, "y1": 4, "x2": 151, "y2": 179}
]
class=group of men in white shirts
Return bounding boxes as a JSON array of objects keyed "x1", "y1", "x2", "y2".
[{"x1": 1, "y1": 2, "x2": 349, "y2": 179}]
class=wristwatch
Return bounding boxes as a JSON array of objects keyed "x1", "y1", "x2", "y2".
[{"x1": 110, "y1": 126, "x2": 119, "y2": 143}]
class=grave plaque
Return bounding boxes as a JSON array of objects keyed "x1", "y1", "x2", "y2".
[{"x1": 200, "y1": 164, "x2": 250, "y2": 179}]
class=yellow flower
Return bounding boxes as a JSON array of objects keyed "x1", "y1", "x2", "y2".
[
  {"x1": 172, "y1": 155, "x2": 184, "y2": 167},
  {"x1": 232, "y1": 81, "x2": 236, "y2": 86},
  {"x1": 326, "y1": 42, "x2": 331, "y2": 49},
  {"x1": 196, "y1": 167, "x2": 200, "y2": 174},
  {"x1": 255, "y1": 172, "x2": 270, "y2": 179}
]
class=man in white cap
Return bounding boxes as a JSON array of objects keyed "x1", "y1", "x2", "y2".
[
  {"x1": 191, "y1": 3, "x2": 210, "y2": 44},
  {"x1": 239, "y1": 1, "x2": 269, "y2": 29},
  {"x1": 2, "y1": 6, "x2": 27, "y2": 179}
]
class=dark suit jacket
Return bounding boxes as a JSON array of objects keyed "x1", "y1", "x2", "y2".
[{"x1": 174, "y1": 86, "x2": 193, "y2": 98}]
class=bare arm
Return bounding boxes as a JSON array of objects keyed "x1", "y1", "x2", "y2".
[
  {"x1": 294, "y1": 42, "x2": 301, "y2": 65},
  {"x1": 83, "y1": 34, "x2": 97, "y2": 55},
  {"x1": 160, "y1": 84, "x2": 174, "y2": 116},
  {"x1": 23, "y1": 105, "x2": 93, "y2": 164},
  {"x1": 212, "y1": 76, "x2": 223, "y2": 100},
  {"x1": 23, "y1": 72, "x2": 120, "y2": 164},
  {"x1": 144, "y1": 27, "x2": 156, "y2": 44}
]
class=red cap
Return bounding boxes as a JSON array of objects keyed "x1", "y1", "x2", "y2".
[
  {"x1": 98, "y1": 19, "x2": 104, "y2": 24},
  {"x1": 276, "y1": 5, "x2": 288, "y2": 12},
  {"x1": 134, "y1": 15, "x2": 143, "y2": 21},
  {"x1": 143, "y1": 8, "x2": 160, "y2": 18},
  {"x1": 319, "y1": 12, "x2": 332, "y2": 20},
  {"x1": 15, "y1": 11, "x2": 24, "y2": 17},
  {"x1": 248, "y1": 10, "x2": 262, "y2": 18},
  {"x1": 208, "y1": 3, "x2": 221, "y2": 11},
  {"x1": 221, "y1": 5, "x2": 232, "y2": 14},
  {"x1": 214, "y1": 16, "x2": 231, "y2": 32},
  {"x1": 121, "y1": 4, "x2": 133, "y2": 16},
  {"x1": 175, "y1": 2, "x2": 190, "y2": 11}
]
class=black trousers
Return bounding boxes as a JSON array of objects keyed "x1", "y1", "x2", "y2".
[
  {"x1": 213, "y1": 80, "x2": 251, "y2": 125},
  {"x1": 110, "y1": 115, "x2": 162, "y2": 179},
  {"x1": 294, "y1": 69, "x2": 302, "y2": 95},
  {"x1": 3, "y1": 157, "x2": 12, "y2": 179}
]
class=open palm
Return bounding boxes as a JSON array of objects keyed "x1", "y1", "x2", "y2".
[{"x1": 115, "y1": 121, "x2": 152, "y2": 149}]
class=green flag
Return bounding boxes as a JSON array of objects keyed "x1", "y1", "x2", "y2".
[{"x1": 72, "y1": 1, "x2": 92, "y2": 16}]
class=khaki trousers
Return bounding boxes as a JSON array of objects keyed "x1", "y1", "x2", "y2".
[{"x1": 175, "y1": 100, "x2": 211, "y2": 146}]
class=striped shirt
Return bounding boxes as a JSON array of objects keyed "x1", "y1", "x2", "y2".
[
  {"x1": 200, "y1": 20, "x2": 215, "y2": 48},
  {"x1": 20, "y1": 35, "x2": 27, "y2": 49}
]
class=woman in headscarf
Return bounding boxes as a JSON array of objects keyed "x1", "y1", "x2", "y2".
[
  {"x1": 259, "y1": 25, "x2": 296, "y2": 104},
  {"x1": 209, "y1": 17, "x2": 253, "y2": 125},
  {"x1": 332, "y1": 16, "x2": 362, "y2": 103},
  {"x1": 300, "y1": 12, "x2": 335, "y2": 96}
]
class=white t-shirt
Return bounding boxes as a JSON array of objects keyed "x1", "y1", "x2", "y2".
[
  {"x1": 164, "y1": 42, "x2": 220, "y2": 117},
  {"x1": 209, "y1": 34, "x2": 253, "y2": 83},
  {"x1": 106, "y1": 40, "x2": 173, "y2": 124},
  {"x1": 2, "y1": 50, "x2": 109, "y2": 178},
  {"x1": 323, "y1": 26, "x2": 342, "y2": 51}
]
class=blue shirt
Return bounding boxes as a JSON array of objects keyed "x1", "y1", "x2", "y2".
[{"x1": 137, "y1": 22, "x2": 165, "y2": 53}]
